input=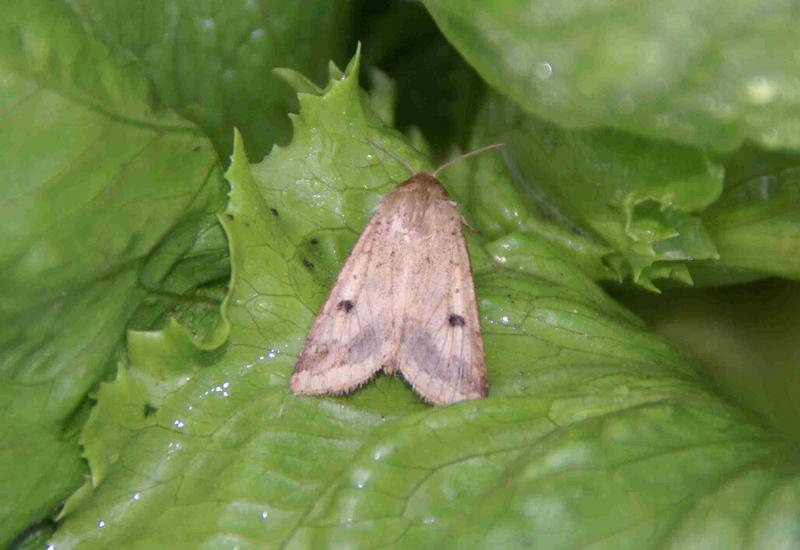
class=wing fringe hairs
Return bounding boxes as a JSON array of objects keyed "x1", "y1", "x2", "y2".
[{"x1": 290, "y1": 172, "x2": 487, "y2": 406}]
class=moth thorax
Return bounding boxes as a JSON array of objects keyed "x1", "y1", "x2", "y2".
[{"x1": 404, "y1": 173, "x2": 448, "y2": 197}]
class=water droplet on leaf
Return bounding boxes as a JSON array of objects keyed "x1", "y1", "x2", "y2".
[{"x1": 535, "y1": 61, "x2": 553, "y2": 80}]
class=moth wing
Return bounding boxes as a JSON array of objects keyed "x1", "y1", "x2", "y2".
[
  {"x1": 396, "y1": 198, "x2": 487, "y2": 405},
  {"x1": 291, "y1": 205, "x2": 397, "y2": 396}
]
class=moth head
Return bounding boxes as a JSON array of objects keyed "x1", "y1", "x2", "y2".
[{"x1": 400, "y1": 172, "x2": 442, "y2": 189}]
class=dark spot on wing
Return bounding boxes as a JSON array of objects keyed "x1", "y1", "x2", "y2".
[
  {"x1": 316, "y1": 344, "x2": 329, "y2": 357},
  {"x1": 302, "y1": 259, "x2": 315, "y2": 271},
  {"x1": 143, "y1": 403, "x2": 158, "y2": 417},
  {"x1": 337, "y1": 299, "x2": 354, "y2": 313},
  {"x1": 448, "y1": 314, "x2": 466, "y2": 327},
  {"x1": 270, "y1": 208, "x2": 279, "y2": 216},
  {"x1": 310, "y1": 238, "x2": 319, "y2": 245},
  {"x1": 225, "y1": 213, "x2": 234, "y2": 221}
]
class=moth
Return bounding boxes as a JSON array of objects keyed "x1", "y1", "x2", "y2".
[{"x1": 290, "y1": 143, "x2": 502, "y2": 406}]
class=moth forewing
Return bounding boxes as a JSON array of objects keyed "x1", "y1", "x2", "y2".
[
  {"x1": 291, "y1": 172, "x2": 487, "y2": 405},
  {"x1": 290, "y1": 216, "x2": 391, "y2": 396}
]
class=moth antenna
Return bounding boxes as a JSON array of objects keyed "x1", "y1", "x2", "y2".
[
  {"x1": 432, "y1": 143, "x2": 505, "y2": 178},
  {"x1": 366, "y1": 137, "x2": 416, "y2": 175}
]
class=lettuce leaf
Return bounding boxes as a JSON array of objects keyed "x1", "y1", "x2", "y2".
[
  {"x1": 463, "y1": 94, "x2": 722, "y2": 290},
  {"x1": 52, "y1": 52, "x2": 800, "y2": 549},
  {"x1": 0, "y1": 2, "x2": 224, "y2": 544},
  {"x1": 69, "y1": 0, "x2": 357, "y2": 161},
  {"x1": 423, "y1": 0, "x2": 800, "y2": 151}
]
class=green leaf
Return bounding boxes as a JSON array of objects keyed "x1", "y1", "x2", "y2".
[
  {"x1": 0, "y1": 1, "x2": 224, "y2": 544},
  {"x1": 8, "y1": 521, "x2": 55, "y2": 550},
  {"x1": 467, "y1": 93, "x2": 722, "y2": 290},
  {"x1": 699, "y1": 144, "x2": 800, "y2": 281},
  {"x1": 423, "y1": 0, "x2": 800, "y2": 151},
  {"x1": 364, "y1": 67, "x2": 397, "y2": 127},
  {"x1": 618, "y1": 279, "x2": 800, "y2": 440},
  {"x1": 53, "y1": 52, "x2": 799, "y2": 549},
  {"x1": 357, "y1": 0, "x2": 487, "y2": 159},
  {"x1": 70, "y1": 0, "x2": 357, "y2": 161}
]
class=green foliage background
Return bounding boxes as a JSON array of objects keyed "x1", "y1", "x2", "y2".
[{"x1": 2, "y1": 1, "x2": 800, "y2": 548}]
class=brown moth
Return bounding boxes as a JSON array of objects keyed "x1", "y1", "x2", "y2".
[{"x1": 290, "y1": 144, "x2": 502, "y2": 405}]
